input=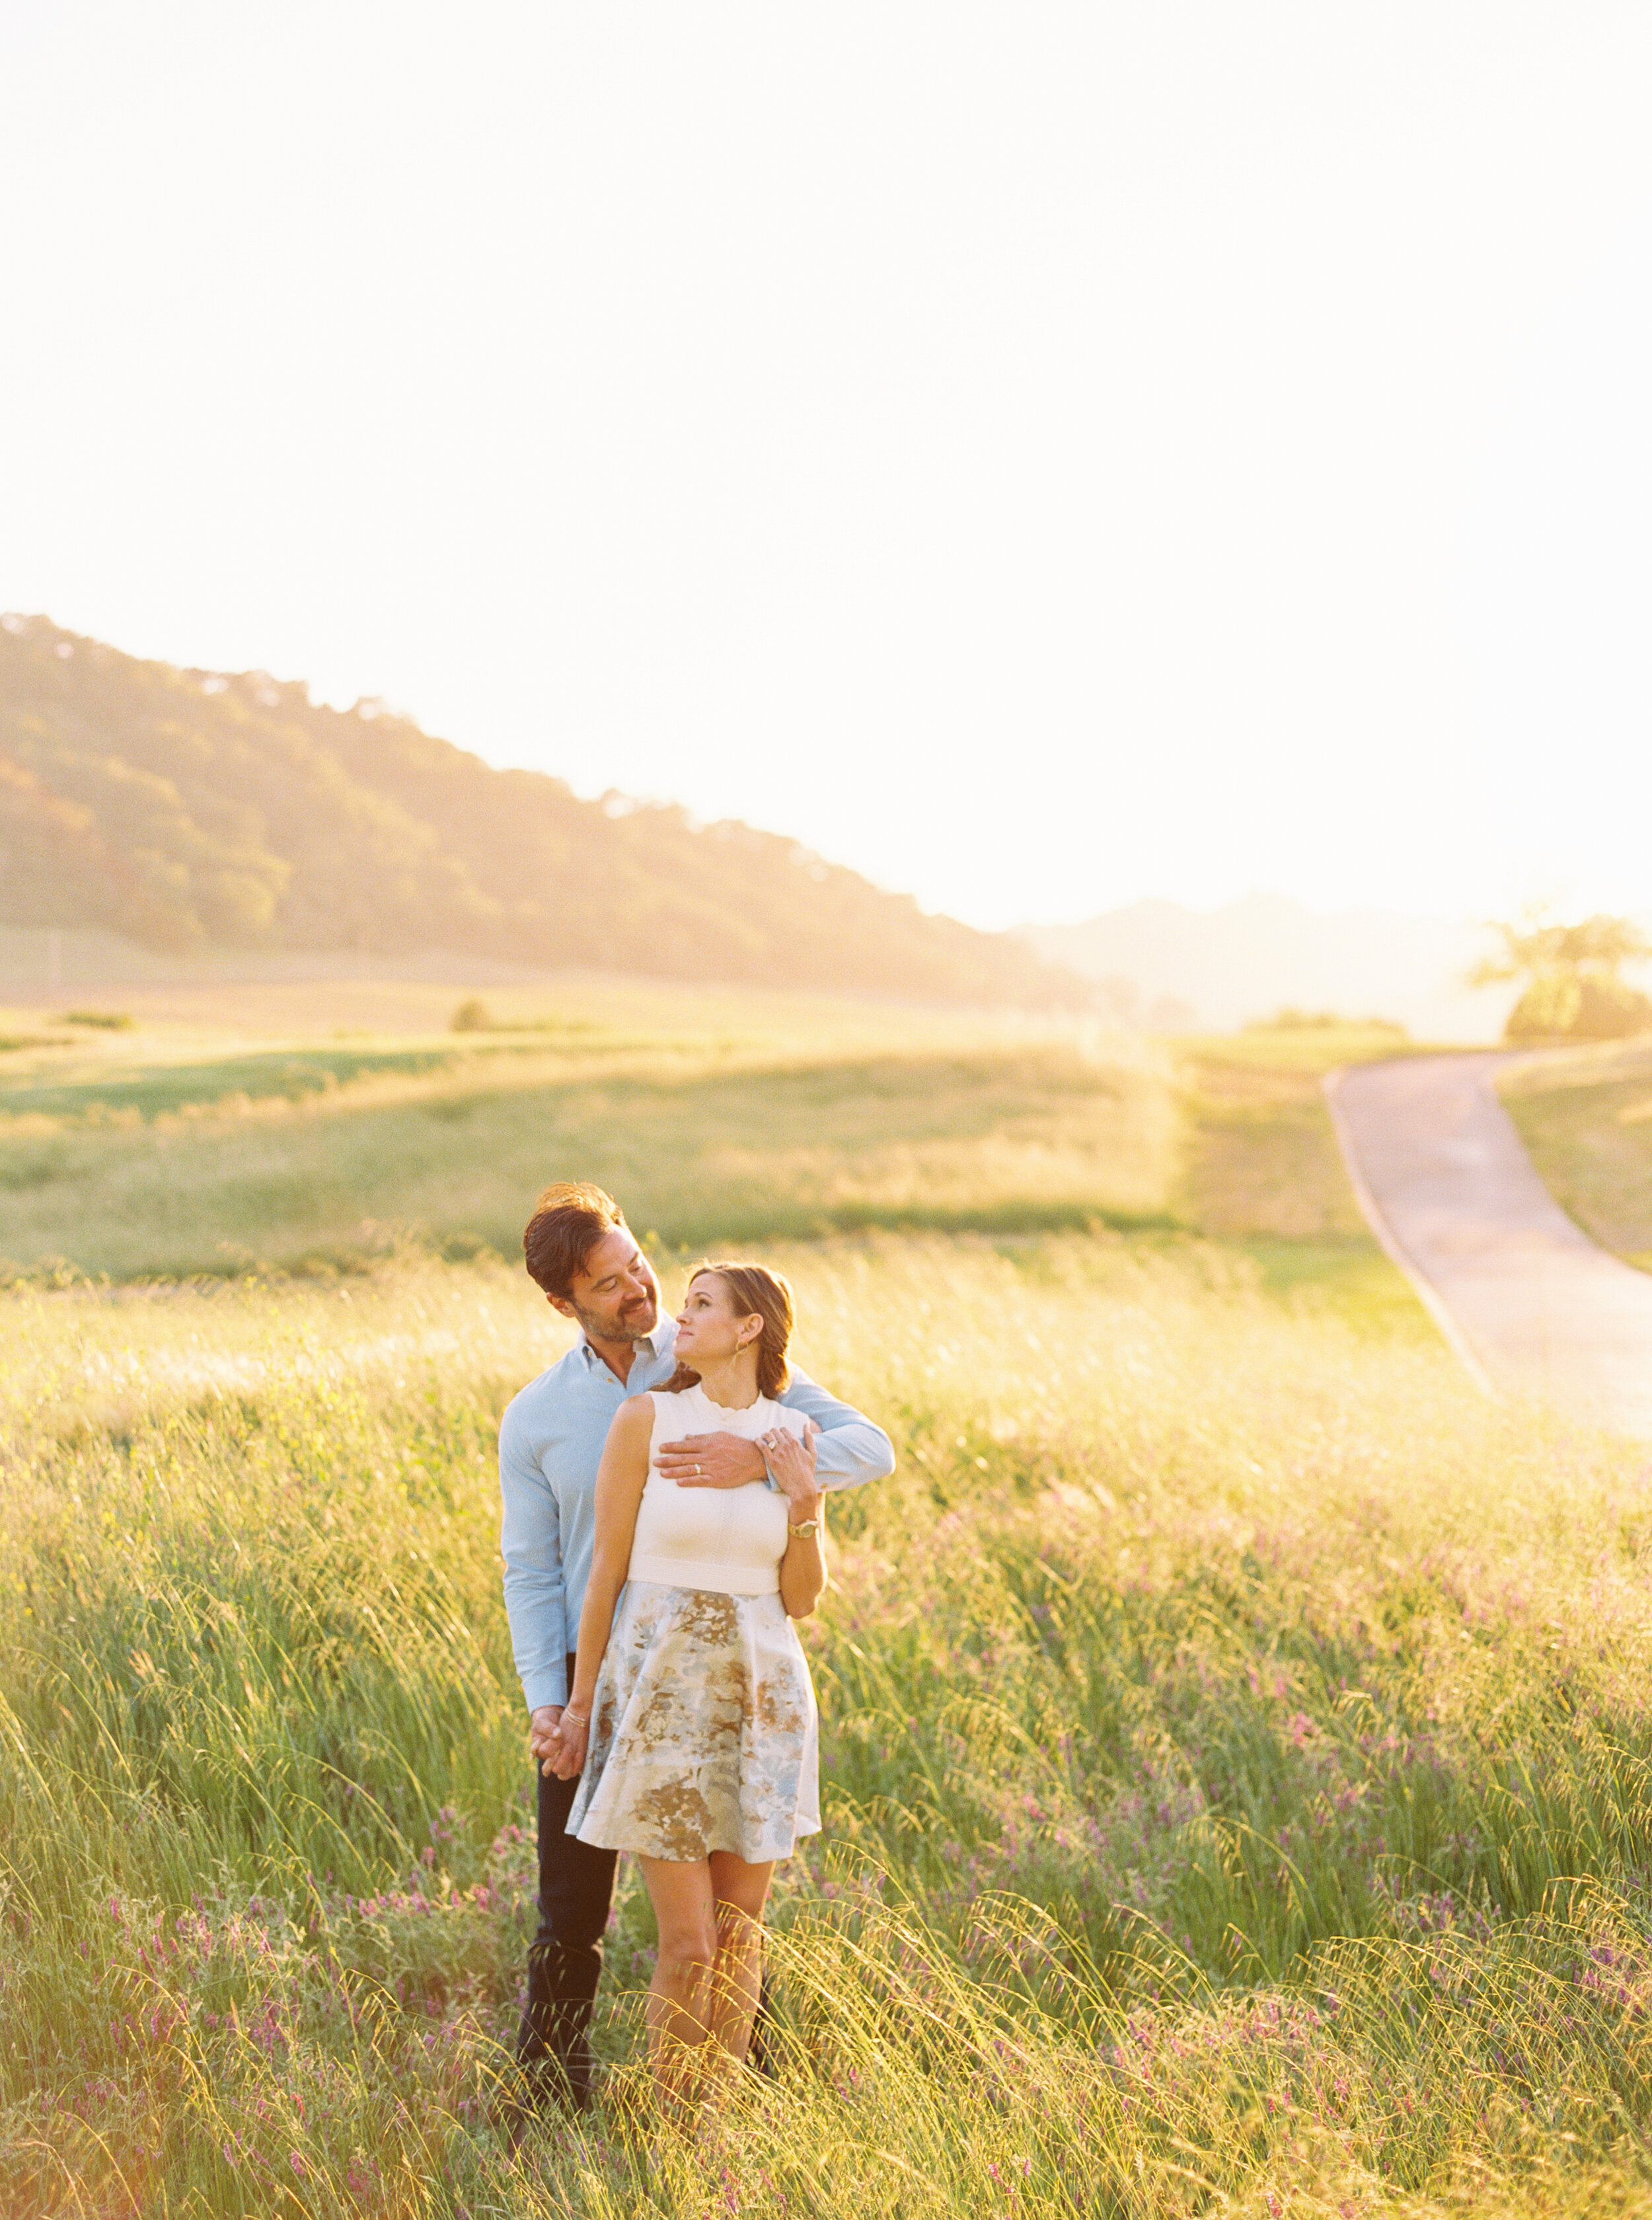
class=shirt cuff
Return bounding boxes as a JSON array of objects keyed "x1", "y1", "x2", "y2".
[{"x1": 523, "y1": 1666, "x2": 568, "y2": 1711}]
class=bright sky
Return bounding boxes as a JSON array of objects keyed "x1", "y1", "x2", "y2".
[{"x1": 2, "y1": 3, "x2": 1649, "y2": 932}]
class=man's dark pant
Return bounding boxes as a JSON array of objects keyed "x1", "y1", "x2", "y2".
[{"x1": 514, "y1": 1658, "x2": 619, "y2": 2109}]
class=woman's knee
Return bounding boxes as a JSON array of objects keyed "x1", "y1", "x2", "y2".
[
  {"x1": 655, "y1": 1911, "x2": 718, "y2": 1972},
  {"x1": 714, "y1": 1896, "x2": 764, "y2": 1950},
  {"x1": 708, "y1": 1854, "x2": 773, "y2": 1925}
]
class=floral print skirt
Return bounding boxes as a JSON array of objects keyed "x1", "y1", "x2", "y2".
[{"x1": 567, "y1": 1580, "x2": 820, "y2": 1864}]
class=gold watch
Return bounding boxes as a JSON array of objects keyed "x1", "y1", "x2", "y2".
[{"x1": 788, "y1": 1518, "x2": 819, "y2": 1538}]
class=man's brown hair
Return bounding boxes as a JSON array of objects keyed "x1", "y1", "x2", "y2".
[{"x1": 522, "y1": 1183, "x2": 628, "y2": 1299}]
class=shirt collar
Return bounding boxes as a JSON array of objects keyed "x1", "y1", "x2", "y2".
[{"x1": 581, "y1": 1318, "x2": 671, "y2": 1368}]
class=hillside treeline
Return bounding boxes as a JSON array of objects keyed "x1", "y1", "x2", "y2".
[{"x1": 0, "y1": 617, "x2": 1078, "y2": 1004}]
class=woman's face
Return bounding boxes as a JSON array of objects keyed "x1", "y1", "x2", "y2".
[{"x1": 674, "y1": 1273, "x2": 759, "y2": 1364}]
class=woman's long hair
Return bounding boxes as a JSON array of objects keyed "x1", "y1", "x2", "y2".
[{"x1": 665, "y1": 1261, "x2": 794, "y2": 1400}]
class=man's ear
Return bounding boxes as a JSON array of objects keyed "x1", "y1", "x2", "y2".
[{"x1": 546, "y1": 1292, "x2": 576, "y2": 1319}]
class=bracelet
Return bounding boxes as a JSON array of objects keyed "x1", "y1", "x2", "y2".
[{"x1": 560, "y1": 1709, "x2": 590, "y2": 1726}]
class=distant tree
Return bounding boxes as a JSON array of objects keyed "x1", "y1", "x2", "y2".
[
  {"x1": 450, "y1": 996, "x2": 493, "y2": 1033},
  {"x1": 1472, "y1": 910, "x2": 1652, "y2": 1043}
]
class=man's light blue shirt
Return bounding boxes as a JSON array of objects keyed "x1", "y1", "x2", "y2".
[{"x1": 499, "y1": 1319, "x2": 895, "y2": 1711}]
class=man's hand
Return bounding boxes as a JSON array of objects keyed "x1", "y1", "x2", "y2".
[
  {"x1": 528, "y1": 1704, "x2": 563, "y2": 1778},
  {"x1": 657, "y1": 1430, "x2": 767, "y2": 1489}
]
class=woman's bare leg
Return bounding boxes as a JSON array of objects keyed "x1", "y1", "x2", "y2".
[
  {"x1": 636, "y1": 1853, "x2": 777, "y2": 2114},
  {"x1": 706, "y1": 1852, "x2": 774, "y2": 2070},
  {"x1": 636, "y1": 1856, "x2": 718, "y2": 2116}
]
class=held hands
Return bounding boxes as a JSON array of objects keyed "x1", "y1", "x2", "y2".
[
  {"x1": 529, "y1": 1701, "x2": 588, "y2": 1780},
  {"x1": 543, "y1": 1706, "x2": 589, "y2": 1781},
  {"x1": 656, "y1": 1424, "x2": 824, "y2": 1511}
]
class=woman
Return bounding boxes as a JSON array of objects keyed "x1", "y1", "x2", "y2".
[{"x1": 546, "y1": 1261, "x2": 826, "y2": 2114}]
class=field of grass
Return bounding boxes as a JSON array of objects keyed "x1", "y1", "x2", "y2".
[
  {"x1": 1499, "y1": 1039, "x2": 1652, "y2": 1272},
  {"x1": 0, "y1": 992, "x2": 1426, "y2": 1318},
  {"x1": 6, "y1": 1238, "x2": 1652, "y2": 2215},
  {"x1": 0, "y1": 987, "x2": 1183, "y2": 1282},
  {"x1": 1171, "y1": 1025, "x2": 1430, "y2": 1337},
  {"x1": 19, "y1": 986, "x2": 1646, "y2": 2212}
]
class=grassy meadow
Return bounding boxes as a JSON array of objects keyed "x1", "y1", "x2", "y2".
[
  {"x1": 1500, "y1": 1039, "x2": 1652, "y2": 1273},
  {"x1": 1173, "y1": 1024, "x2": 1429, "y2": 1336},
  {"x1": 0, "y1": 986, "x2": 1174, "y2": 1282},
  {"x1": 9, "y1": 986, "x2": 1652, "y2": 2214}
]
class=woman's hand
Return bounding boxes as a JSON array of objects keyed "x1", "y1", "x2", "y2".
[
  {"x1": 761, "y1": 1423, "x2": 821, "y2": 1520},
  {"x1": 546, "y1": 1707, "x2": 589, "y2": 1781}
]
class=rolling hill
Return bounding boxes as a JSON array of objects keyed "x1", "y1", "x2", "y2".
[
  {"x1": 1021, "y1": 891, "x2": 1517, "y2": 1040},
  {"x1": 0, "y1": 614, "x2": 1081, "y2": 1006}
]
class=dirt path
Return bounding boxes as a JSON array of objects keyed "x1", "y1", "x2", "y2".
[{"x1": 1326, "y1": 1053, "x2": 1652, "y2": 1437}]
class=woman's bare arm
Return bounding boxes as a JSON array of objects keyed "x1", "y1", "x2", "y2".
[
  {"x1": 547, "y1": 1396, "x2": 652, "y2": 1777},
  {"x1": 765, "y1": 1423, "x2": 827, "y2": 1619}
]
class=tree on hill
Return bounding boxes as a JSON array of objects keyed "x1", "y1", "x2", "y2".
[{"x1": 1472, "y1": 910, "x2": 1652, "y2": 1043}]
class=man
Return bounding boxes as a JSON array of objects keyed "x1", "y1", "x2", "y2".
[{"x1": 498, "y1": 1182, "x2": 894, "y2": 2115}]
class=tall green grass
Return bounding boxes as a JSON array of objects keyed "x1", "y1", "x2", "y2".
[
  {"x1": 5, "y1": 1238, "x2": 1652, "y2": 2213},
  {"x1": 0, "y1": 1040, "x2": 1175, "y2": 1280}
]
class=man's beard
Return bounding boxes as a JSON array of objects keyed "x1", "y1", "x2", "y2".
[{"x1": 573, "y1": 1293, "x2": 657, "y2": 1344}]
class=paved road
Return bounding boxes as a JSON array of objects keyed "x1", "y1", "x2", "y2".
[{"x1": 1326, "y1": 1053, "x2": 1652, "y2": 1437}]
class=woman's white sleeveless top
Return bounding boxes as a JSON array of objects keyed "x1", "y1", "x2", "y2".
[{"x1": 627, "y1": 1384, "x2": 807, "y2": 1596}]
